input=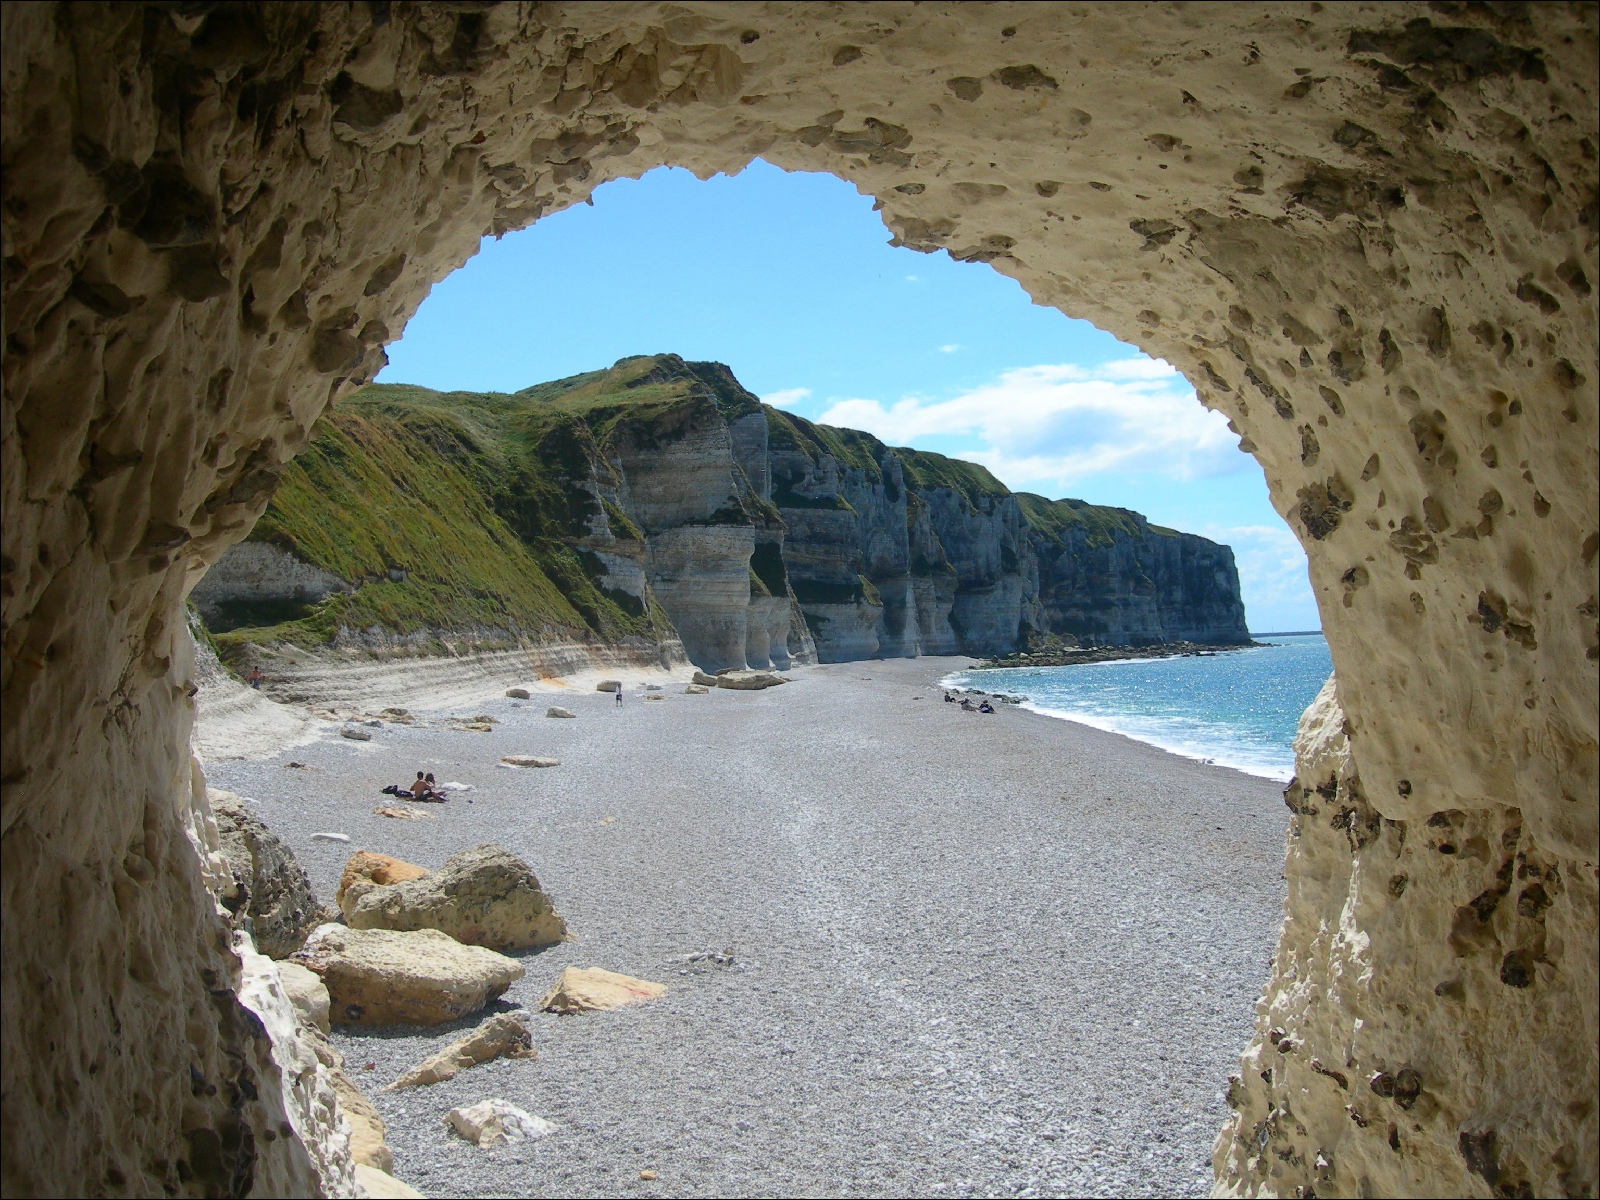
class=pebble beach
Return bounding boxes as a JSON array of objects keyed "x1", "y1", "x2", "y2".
[{"x1": 202, "y1": 657, "x2": 1290, "y2": 1199}]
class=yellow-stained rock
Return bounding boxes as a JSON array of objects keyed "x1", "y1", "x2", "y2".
[
  {"x1": 388, "y1": 1012, "x2": 535, "y2": 1090},
  {"x1": 354, "y1": 1163, "x2": 425, "y2": 1199},
  {"x1": 540, "y1": 967, "x2": 668, "y2": 1014},
  {"x1": 337, "y1": 851, "x2": 430, "y2": 908},
  {"x1": 343, "y1": 844, "x2": 567, "y2": 951}
]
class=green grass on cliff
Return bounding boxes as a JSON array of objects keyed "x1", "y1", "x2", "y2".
[
  {"x1": 216, "y1": 372, "x2": 693, "y2": 654},
  {"x1": 895, "y1": 447, "x2": 1010, "y2": 509},
  {"x1": 1016, "y1": 493, "x2": 1178, "y2": 550}
]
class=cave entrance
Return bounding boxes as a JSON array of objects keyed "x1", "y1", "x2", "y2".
[
  {"x1": 3, "y1": 6, "x2": 1593, "y2": 1198},
  {"x1": 192, "y1": 159, "x2": 1312, "y2": 683}
]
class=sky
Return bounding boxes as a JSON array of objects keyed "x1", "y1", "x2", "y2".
[{"x1": 377, "y1": 160, "x2": 1319, "y2": 633}]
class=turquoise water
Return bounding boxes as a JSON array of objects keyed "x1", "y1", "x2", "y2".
[{"x1": 949, "y1": 633, "x2": 1332, "y2": 781}]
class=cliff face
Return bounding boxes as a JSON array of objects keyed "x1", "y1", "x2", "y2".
[
  {"x1": 763, "y1": 393, "x2": 1250, "y2": 660},
  {"x1": 193, "y1": 355, "x2": 1248, "y2": 670}
]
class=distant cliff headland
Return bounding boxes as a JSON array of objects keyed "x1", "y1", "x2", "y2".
[{"x1": 191, "y1": 355, "x2": 1251, "y2": 673}]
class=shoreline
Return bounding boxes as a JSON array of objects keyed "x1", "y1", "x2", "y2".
[{"x1": 975, "y1": 639, "x2": 1269, "y2": 670}]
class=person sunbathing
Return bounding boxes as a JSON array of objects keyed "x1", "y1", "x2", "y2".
[
  {"x1": 978, "y1": 700, "x2": 995, "y2": 713},
  {"x1": 409, "y1": 771, "x2": 444, "y2": 802}
]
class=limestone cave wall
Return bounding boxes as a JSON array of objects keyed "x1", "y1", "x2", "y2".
[{"x1": 1, "y1": 2, "x2": 1594, "y2": 1196}]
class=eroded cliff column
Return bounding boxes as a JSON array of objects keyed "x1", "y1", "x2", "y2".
[{"x1": 2, "y1": 3, "x2": 1594, "y2": 1195}]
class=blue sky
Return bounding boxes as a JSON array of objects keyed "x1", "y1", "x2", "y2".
[{"x1": 378, "y1": 161, "x2": 1318, "y2": 632}]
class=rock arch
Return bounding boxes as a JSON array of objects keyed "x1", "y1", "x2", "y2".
[{"x1": 2, "y1": 3, "x2": 1594, "y2": 1195}]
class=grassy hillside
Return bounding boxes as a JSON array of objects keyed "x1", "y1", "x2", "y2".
[{"x1": 214, "y1": 367, "x2": 714, "y2": 654}]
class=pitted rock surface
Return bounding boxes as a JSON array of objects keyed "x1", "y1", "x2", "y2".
[
  {"x1": 210, "y1": 789, "x2": 323, "y2": 958},
  {"x1": 1, "y1": 4, "x2": 1594, "y2": 1196},
  {"x1": 291, "y1": 925, "x2": 525, "y2": 1027},
  {"x1": 342, "y1": 844, "x2": 568, "y2": 952}
]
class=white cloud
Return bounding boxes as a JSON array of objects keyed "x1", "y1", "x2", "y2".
[
  {"x1": 762, "y1": 387, "x2": 812, "y2": 408},
  {"x1": 905, "y1": 274, "x2": 921, "y2": 282},
  {"x1": 1200, "y1": 522, "x2": 1320, "y2": 632},
  {"x1": 817, "y1": 358, "x2": 1242, "y2": 491},
  {"x1": 938, "y1": 343, "x2": 961, "y2": 353}
]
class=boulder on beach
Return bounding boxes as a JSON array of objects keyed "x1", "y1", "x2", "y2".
[
  {"x1": 340, "y1": 723, "x2": 372, "y2": 741},
  {"x1": 388, "y1": 1012, "x2": 535, "y2": 1090},
  {"x1": 715, "y1": 671, "x2": 787, "y2": 691},
  {"x1": 501, "y1": 754, "x2": 559, "y2": 768},
  {"x1": 337, "y1": 850, "x2": 429, "y2": 909},
  {"x1": 685, "y1": 684, "x2": 709, "y2": 694},
  {"x1": 445, "y1": 1099, "x2": 553, "y2": 1148},
  {"x1": 209, "y1": 791, "x2": 323, "y2": 958},
  {"x1": 545, "y1": 706, "x2": 576, "y2": 718},
  {"x1": 691, "y1": 670, "x2": 719, "y2": 687},
  {"x1": 275, "y1": 960, "x2": 331, "y2": 1035},
  {"x1": 596, "y1": 679, "x2": 621, "y2": 692},
  {"x1": 291, "y1": 925, "x2": 524, "y2": 1026},
  {"x1": 354, "y1": 1164, "x2": 424, "y2": 1199},
  {"x1": 505, "y1": 687, "x2": 531, "y2": 699},
  {"x1": 539, "y1": 966, "x2": 667, "y2": 1014},
  {"x1": 342, "y1": 844, "x2": 568, "y2": 951}
]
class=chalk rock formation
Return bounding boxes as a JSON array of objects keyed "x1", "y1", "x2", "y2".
[
  {"x1": 714, "y1": 671, "x2": 787, "y2": 691},
  {"x1": 341, "y1": 844, "x2": 568, "y2": 951},
  {"x1": 388, "y1": 1012, "x2": 536, "y2": 1090},
  {"x1": 445, "y1": 1099, "x2": 554, "y2": 1148},
  {"x1": 540, "y1": 966, "x2": 668, "y2": 1013},
  {"x1": 1216, "y1": 677, "x2": 1600, "y2": 1197},
  {"x1": 291, "y1": 926, "x2": 525, "y2": 1026},
  {"x1": 336, "y1": 850, "x2": 429, "y2": 909},
  {"x1": 276, "y1": 960, "x2": 332, "y2": 1036},
  {"x1": 1, "y1": 5, "x2": 1594, "y2": 1198},
  {"x1": 210, "y1": 789, "x2": 323, "y2": 958}
]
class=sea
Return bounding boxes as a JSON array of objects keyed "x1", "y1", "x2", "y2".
[{"x1": 948, "y1": 632, "x2": 1332, "y2": 781}]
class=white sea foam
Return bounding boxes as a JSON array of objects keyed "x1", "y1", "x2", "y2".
[{"x1": 947, "y1": 634, "x2": 1330, "y2": 782}]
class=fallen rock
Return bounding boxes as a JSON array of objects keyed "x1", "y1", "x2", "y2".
[
  {"x1": 275, "y1": 960, "x2": 331, "y2": 1035},
  {"x1": 691, "y1": 670, "x2": 720, "y2": 687},
  {"x1": 372, "y1": 805, "x2": 431, "y2": 820},
  {"x1": 337, "y1": 851, "x2": 429, "y2": 908},
  {"x1": 388, "y1": 1012, "x2": 535, "y2": 1090},
  {"x1": 343, "y1": 844, "x2": 567, "y2": 951},
  {"x1": 505, "y1": 687, "x2": 531, "y2": 699},
  {"x1": 500, "y1": 754, "x2": 559, "y2": 768},
  {"x1": 340, "y1": 724, "x2": 372, "y2": 741},
  {"x1": 291, "y1": 925, "x2": 524, "y2": 1026},
  {"x1": 596, "y1": 679, "x2": 621, "y2": 692},
  {"x1": 645, "y1": 693, "x2": 664, "y2": 701},
  {"x1": 644, "y1": 684, "x2": 663, "y2": 691},
  {"x1": 311, "y1": 832, "x2": 351, "y2": 843},
  {"x1": 715, "y1": 671, "x2": 787, "y2": 691},
  {"x1": 210, "y1": 791, "x2": 323, "y2": 958},
  {"x1": 539, "y1": 966, "x2": 667, "y2": 1014},
  {"x1": 545, "y1": 705, "x2": 576, "y2": 718},
  {"x1": 445, "y1": 1099, "x2": 553, "y2": 1147},
  {"x1": 684, "y1": 683, "x2": 709, "y2": 694},
  {"x1": 354, "y1": 1164, "x2": 424, "y2": 1199}
]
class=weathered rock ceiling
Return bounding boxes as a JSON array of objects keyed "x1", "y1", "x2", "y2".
[{"x1": 2, "y1": 3, "x2": 1594, "y2": 1196}]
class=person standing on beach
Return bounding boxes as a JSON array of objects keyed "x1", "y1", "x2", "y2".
[
  {"x1": 615, "y1": 685, "x2": 623, "y2": 708},
  {"x1": 248, "y1": 666, "x2": 262, "y2": 689}
]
